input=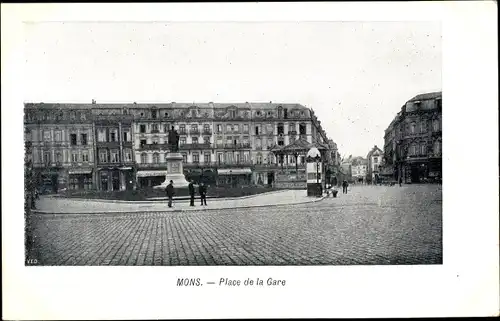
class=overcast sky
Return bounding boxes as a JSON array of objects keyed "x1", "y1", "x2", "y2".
[{"x1": 23, "y1": 21, "x2": 441, "y2": 157}]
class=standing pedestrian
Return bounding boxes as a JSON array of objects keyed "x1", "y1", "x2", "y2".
[
  {"x1": 199, "y1": 182, "x2": 207, "y2": 206},
  {"x1": 188, "y1": 179, "x2": 195, "y2": 206},
  {"x1": 399, "y1": 176, "x2": 402, "y2": 187},
  {"x1": 166, "y1": 180, "x2": 174, "y2": 208}
]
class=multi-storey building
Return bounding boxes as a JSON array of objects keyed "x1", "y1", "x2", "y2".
[
  {"x1": 24, "y1": 103, "x2": 95, "y2": 192},
  {"x1": 383, "y1": 91, "x2": 442, "y2": 183},
  {"x1": 367, "y1": 145, "x2": 384, "y2": 184},
  {"x1": 24, "y1": 101, "x2": 339, "y2": 191},
  {"x1": 92, "y1": 102, "x2": 135, "y2": 191}
]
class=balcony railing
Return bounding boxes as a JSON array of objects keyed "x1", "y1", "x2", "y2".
[
  {"x1": 216, "y1": 143, "x2": 252, "y2": 149},
  {"x1": 151, "y1": 129, "x2": 160, "y2": 134},
  {"x1": 189, "y1": 129, "x2": 200, "y2": 135},
  {"x1": 137, "y1": 163, "x2": 167, "y2": 169},
  {"x1": 288, "y1": 130, "x2": 297, "y2": 136},
  {"x1": 216, "y1": 161, "x2": 253, "y2": 168},
  {"x1": 202, "y1": 129, "x2": 212, "y2": 135},
  {"x1": 179, "y1": 130, "x2": 187, "y2": 135},
  {"x1": 139, "y1": 143, "x2": 169, "y2": 150},
  {"x1": 179, "y1": 143, "x2": 212, "y2": 150}
]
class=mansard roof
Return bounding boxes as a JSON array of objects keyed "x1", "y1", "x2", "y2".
[{"x1": 408, "y1": 91, "x2": 442, "y2": 102}]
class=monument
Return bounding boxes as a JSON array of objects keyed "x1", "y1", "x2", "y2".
[{"x1": 154, "y1": 126, "x2": 190, "y2": 189}]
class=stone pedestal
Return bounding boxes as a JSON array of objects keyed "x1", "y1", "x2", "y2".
[{"x1": 154, "y1": 152, "x2": 190, "y2": 189}]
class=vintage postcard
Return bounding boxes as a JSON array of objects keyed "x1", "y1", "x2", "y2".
[{"x1": 2, "y1": 2, "x2": 498, "y2": 319}]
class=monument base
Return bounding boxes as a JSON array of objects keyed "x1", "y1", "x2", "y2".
[{"x1": 153, "y1": 152, "x2": 190, "y2": 189}]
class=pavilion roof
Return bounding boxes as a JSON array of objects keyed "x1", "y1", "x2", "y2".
[{"x1": 269, "y1": 138, "x2": 328, "y2": 153}]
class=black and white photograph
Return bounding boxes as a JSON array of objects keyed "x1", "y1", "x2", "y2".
[{"x1": 3, "y1": 2, "x2": 498, "y2": 320}]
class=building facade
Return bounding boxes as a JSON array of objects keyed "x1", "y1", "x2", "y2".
[
  {"x1": 367, "y1": 145, "x2": 384, "y2": 184},
  {"x1": 24, "y1": 104, "x2": 95, "y2": 193},
  {"x1": 383, "y1": 92, "x2": 442, "y2": 183},
  {"x1": 24, "y1": 101, "x2": 339, "y2": 191}
]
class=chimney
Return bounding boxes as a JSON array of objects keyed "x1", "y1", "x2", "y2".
[{"x1": 92, "y1": 99, "x2": 96, "y2": 104}]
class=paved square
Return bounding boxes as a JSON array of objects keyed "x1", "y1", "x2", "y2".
[{"x1": 29, "y1": 185, "x2": 442, "y2": 265}]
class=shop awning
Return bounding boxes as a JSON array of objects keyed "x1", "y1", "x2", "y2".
[
  {"x1": 68, "y1": 169, "x2": 92, "y2": 175},
  {"x1": 120, "y1": 167, "x2": 133, "y2": 170},
  {"x1": 136, "y1": 170, "x2": 168, "y2": 178},
  {"x1": 217, "y1": 168, "x2": 252, "y2": 175}
]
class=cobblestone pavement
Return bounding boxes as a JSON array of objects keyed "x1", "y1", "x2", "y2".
[{"x1": 29, "y1": 185, "x2": 442, "y2": 265}]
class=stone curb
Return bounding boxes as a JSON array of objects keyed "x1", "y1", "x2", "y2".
[
  {"x1": 31, "y1": 195, "x2": 326, "y2": 215},
  {"x1": 44, "y1": 189, "x2": 290, "y2": 204}
]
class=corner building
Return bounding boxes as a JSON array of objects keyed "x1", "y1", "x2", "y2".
[{"x1": 383, "y1": 92, "x2": 442, "y2": 183}]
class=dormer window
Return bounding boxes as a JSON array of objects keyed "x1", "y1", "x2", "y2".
[
  {"x1": 140, "y1": 112, "x2": 144, "y2": 117},
  {"x1": 256, "y1": 111, "x2": 261, "y2": 116},
  {"x1": 191, "y1": 110, "x2": 197, "y2": 118},
  {"x1": 164, "y1": 112, "x2": 169, "y2": 118},
  {"x1": 151, "y1": 110, "x2": 157, "y2": 119}
]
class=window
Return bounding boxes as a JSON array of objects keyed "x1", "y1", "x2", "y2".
[
  {"x1": 110, "y1": 132, "x2": 116, "y2": 142},
  {"x1": 111, "y1": 150, "x2": 119, "y2": 163},
  {"x1": 140, "y1": 124, "x2": 146, "y2": 133},
  {"x1": 226, "y1": 152, "x2": 233, "y2": 164},
  {"x1": 217, "y1": 124, "x2": 222, "y2": 133},
  {"x1": 410, "y1": 123, "x2": 416, "y2": 134},
  {"x1": 204, "y1": 153, "x2": 210, "y2": 164},
  {"x1": 97, "y1": 129, "x2": 106, "y2": 142},
  {"x1": 81, "y1": 112, "x2": 86, "y2": 120},
  {"x1": 203, "y1": 124, "x2": 210, "y2": 133},
  {"x1": 290, "y1": 155, "x2": 296, "y2": 164},
  {"x1": 124, "y1": 149, "x2": 132, "y2": 162},
  {"x1": 234, "y1": 124, "x2": 239, "y2": 132},
  {"x1": 433, "y1": 119, "x2": 440, "y2": 132},
  {"x1": 420, "y1": 144, "x2": 427, "y2": 155},
  {"x1": 191, "y1": 110, "x2": 197, "y2": 118},
  {"x1": 256, "y1": 154, "x2": 262, "y2": 164},
  {"x1": 203, "y1": 136, "x2": 210, "y2": 145},
  {"x1": 230, "y1": 110, "x2": 236, "y2": 118},
  {"x1": 44, "y1": 152, "x2": 51, "y2": 165},
  {"x1": 141, "y1": 153, "x2": 147, "y2": 164},
  {"x1": 299, "y1": 124, "x2": 306, "y2": 135},
  {"x1": 267, "y1": 138, "x2": 274, "y2": 147},
  {"x1": 235, "y1": 153, "x2": 241, "y2": 163},
  {"x1": 243, "y1": 124, "x2": 249, "y2": 133},
  {"x1": 267, "y1": 111, "x2": 272, "y2": 116},
  {"x1": 99, "y1": 151, "x2": 108, "y2": 163},
  {"x1": 284, "y1": 108, "x2": 288, "y2": 119},
  {"x1": 140, "y1": 139, "x2": 147, "y2": 147},
  {"x1": 82, "y1": 152, "x2": 89, "y2": 162},
  {"x1": 43, "y1": 131, "x2": 51, "y2": 141},
  {"x1": 192, "y1": 137, "x2": 199, "y2": 145},
  {"x1": 255, "y1": 126, "x2": 260, "y2": 136},
  {"x1": 153, "y1": 153, "x2": 159, "y2": 164},
  {"x1": 374, "y1": 157, "x2": 378, "y2": 163},
  {"x1": 179, "y1": 124, "x2": 186, "y2": 134},
  {"x1": 216, "y1": 137, "x2": 223, "y2": 147},
  {"x1": 81, "y1": 133, "x2": 88, "y2": 145},
  {"x1": 151, "y1": 124, "x2": 159, "y2": 133},
  {"x1": 420, "y1": 121, "x2": 426, "y2": 133},
  {"x1": 300, "y1": 156, "x2": 305, "y2": 164},
  {"x1": 70, "y1": 134, "x2": 77, "y2": 146},
  {"x1": 277, "y1": 124, "x2": 284, "y2": 135},
  {"x1": 151, "y1": 110, "x2": 157, "y2": 119},
  {"x1": 277, "y1": 138, "x2": 284, "y2": 146},
  {"x1": 122, "y1": 131, "x2": 129, "y2": 142},
  {"x1": 55, "y1": 130, "x2": 62, "y2": 142},
  {"x1": 193, "y1": 153, "x2": 199, "y2": 163},
  {"x1": 226, "y1": 124, "x2": 231, "y2": 132},
  {"x1": 164, "y1": 112, "x2": 169, "y2": 118},
  {"x1": 152, "y1": 137, "x2": 158, "y2": 145},
  {"x1": 182, "y1": 153, "x2": 187, "y2": 163},
  {"x1": 267, "y1": 124, "x2": 273, "y2": 134},
  {"x1": 72, "y1": 152, "x2": 78, "y2": 163},
  {"x1": 289, "y1": 123, "x2": 296, "y2": 132},
  {"x1": 70, "y1": 111, "x2": 76, "y2": 121},
  {"x1": 243, "y1": 152, "x2": 250, "y2": 163},
  {"x1": 180, "y1": 137, "x2": 186, "y2": 146},
  {"x1": 433, "y1": 140, "x2": 441, "y2": 155},
  {"x1": 217, "y1": 153, "x2": 224, "y2": 164},
  {"x1": 191, "y1": 124, "x2": 198, "y2": 131}
]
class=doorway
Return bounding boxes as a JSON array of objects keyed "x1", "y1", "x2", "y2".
[{"x1": 267, "y1": 172, "x2": 274, "y2": 186}]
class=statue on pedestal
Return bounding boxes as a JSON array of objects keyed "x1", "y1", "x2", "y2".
[{"x1": 168, "y1": 126, "x2": 180, "y2": 153}]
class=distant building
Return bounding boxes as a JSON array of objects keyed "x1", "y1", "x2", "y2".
[
  {"x1": 350, "y1": 157, "x2": 368, "y2": 183},
  {"x1": 367, "y1": 146, "x2": 384, "y2": 184},
  {"x1": 383, "y1": 91, "x2": 442, "y2": 183}
]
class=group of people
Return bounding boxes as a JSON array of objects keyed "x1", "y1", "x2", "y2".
[{"x1": 164, "y1": 179, "x2": 208, "y2": 208}]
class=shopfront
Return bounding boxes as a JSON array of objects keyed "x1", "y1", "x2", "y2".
[
  {"x1": 217, "y1": 168, "x2": 252, "y2": 187},
  {"x1": 68, "y1": 168, "x2": 93, "y2": 190},
  {"x1": 137, "y1": 170, "x2": 168, "y2": 188}
]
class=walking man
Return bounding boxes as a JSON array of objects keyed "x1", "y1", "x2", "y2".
[
  {"x1": 188, "y1": 179, "x2": 195, "y2": 206},
  {"x1": 199, "y1": 182, "x2": 207, "y2": 206},
  {"x1": 166, "y1": 180, "x2": 174, "y2": 208},
  {"x1": 342, "y1": 180, "x2": 349, "y2": 194}
]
